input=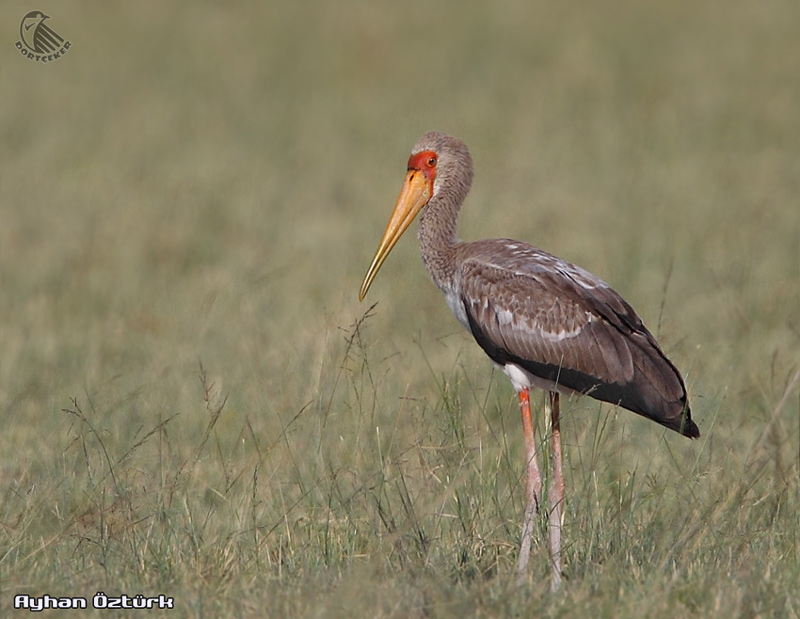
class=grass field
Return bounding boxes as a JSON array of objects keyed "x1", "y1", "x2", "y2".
[{"x1": 2, "y1": 1, "x2": 799, "y2": 616}]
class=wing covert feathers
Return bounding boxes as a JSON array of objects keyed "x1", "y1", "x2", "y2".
[{"x1": 456, "y1": 240, "x2": 698, "y2": 438}]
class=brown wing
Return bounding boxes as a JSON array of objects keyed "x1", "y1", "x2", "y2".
[{"x1": 455, "y1": 240, "x2": 698, "y2": 438}]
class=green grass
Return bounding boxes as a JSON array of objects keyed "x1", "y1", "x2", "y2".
[{"x1": 1, "y1": 0, "x2": 799, "y2": 616}]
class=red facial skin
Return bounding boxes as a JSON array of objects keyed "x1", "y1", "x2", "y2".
[{"x1": 407, "y1": 150, "x2": 437, "y2": 188}]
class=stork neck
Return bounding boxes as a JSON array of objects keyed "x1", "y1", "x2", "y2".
[{"x1": 417, "y1": 193, "x2": 461, "y2": 292}]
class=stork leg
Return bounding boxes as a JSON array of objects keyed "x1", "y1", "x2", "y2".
[
  {"x1": 515, "y1": 387, "x2": 542, "y2": 586},
  {"x1": 548, "y1": 391, "x2": 564, "y2": 591}
]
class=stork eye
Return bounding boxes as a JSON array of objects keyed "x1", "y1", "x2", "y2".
[{"x1": 427, "y1": 157, "x2": 436, "y2": 167}]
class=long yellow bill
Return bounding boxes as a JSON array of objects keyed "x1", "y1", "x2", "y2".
[{"x1": 359, "y1": 170, "x2": 432, "y2": 301}]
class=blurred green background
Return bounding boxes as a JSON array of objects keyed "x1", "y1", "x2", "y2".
[{"x1": 1, "y1": 1, "x2": 798, "y2": 616}]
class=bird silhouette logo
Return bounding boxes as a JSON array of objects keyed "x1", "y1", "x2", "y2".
[{"x1": 15, "y1": 11, "x2": 71, "y2": 63}]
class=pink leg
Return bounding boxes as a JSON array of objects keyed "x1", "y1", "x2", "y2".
[
  {"x1": 548, "y1": 391, "x2": 564, "y2": 591},
  {"x1": 515, "y1": 388, "x2": 542, "y2": 585}
]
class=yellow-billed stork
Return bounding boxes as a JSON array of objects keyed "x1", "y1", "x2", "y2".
[{"x1": 359, "y1": 131, "x2": 698, "y2": 590}]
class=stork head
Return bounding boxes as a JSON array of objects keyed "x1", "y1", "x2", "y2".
[{"x1": 359, "y1": 132, "x2": 473, "y2": 300}]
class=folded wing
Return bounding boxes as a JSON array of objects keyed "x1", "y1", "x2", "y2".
[{"x1": 456, "y1": 240, "x2": 698, "y2": 437}]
